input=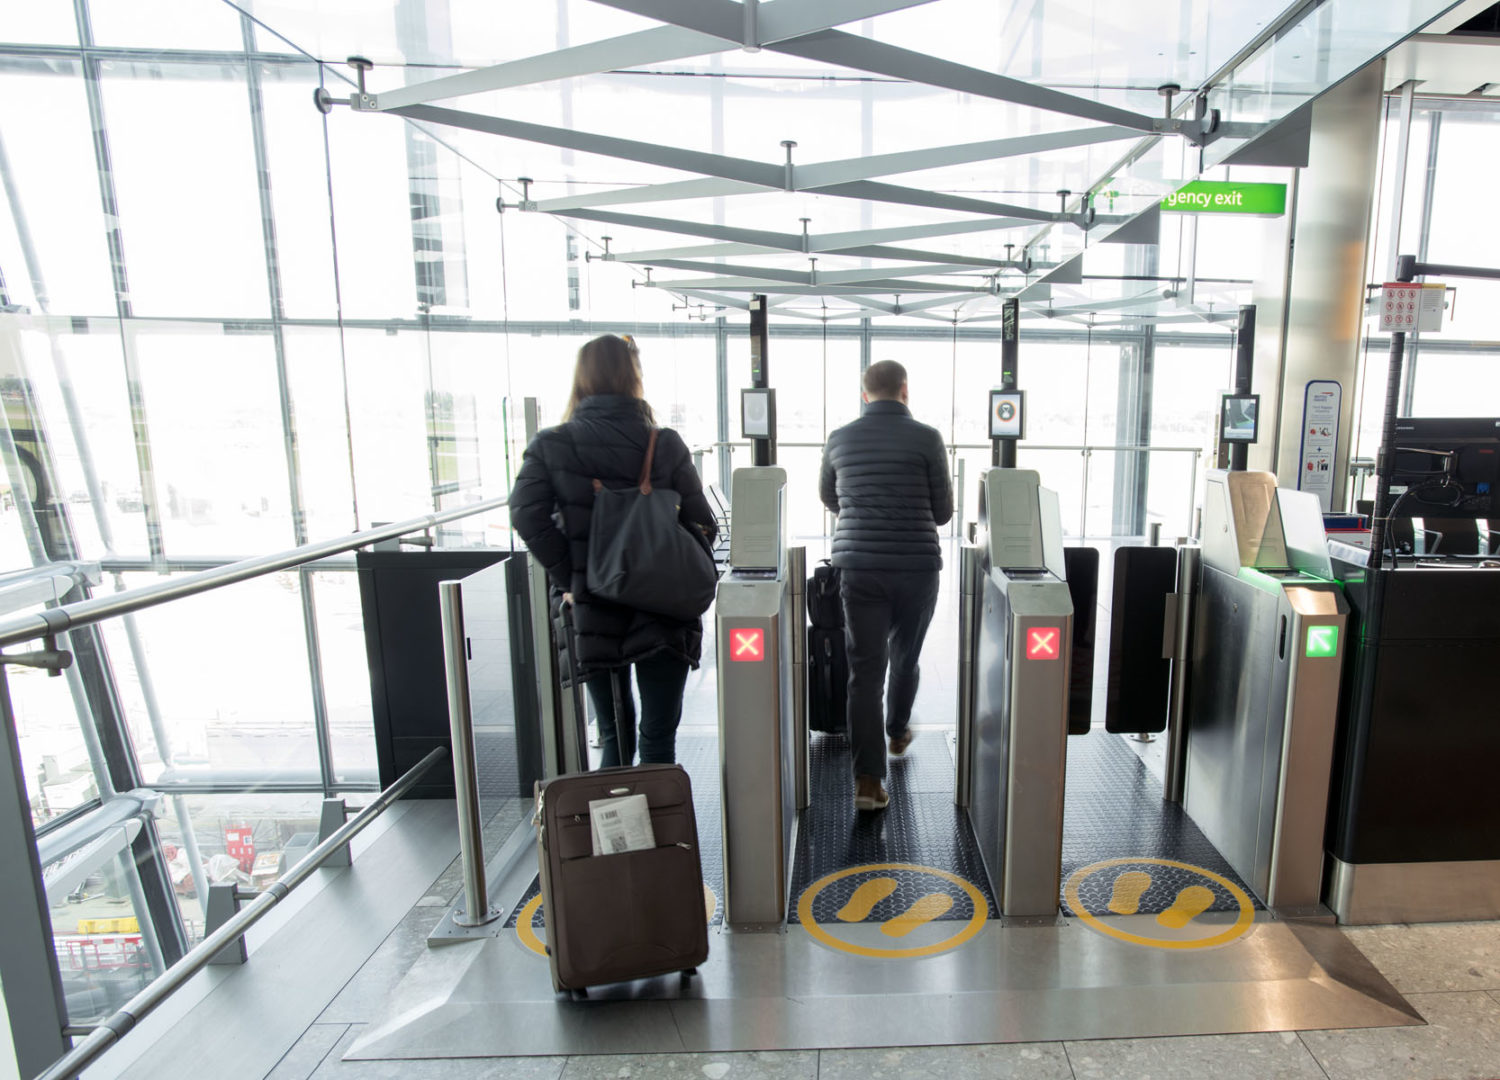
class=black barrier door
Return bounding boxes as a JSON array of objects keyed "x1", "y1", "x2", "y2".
[
  {"x1": 1062, "y1": 546, "x2": 1099, "y2": 735},
  {"x1": 1104, "y1": 546, "x2": 1179, "y2": 734}
]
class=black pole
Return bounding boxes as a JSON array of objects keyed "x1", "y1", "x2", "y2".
[
  {"x1": 749, "y1": 294, "x2": 773, "y2": 466},
  {"x1": 1366, "y1": 255, "x2": 1416, "y2": 571},
  {"x1": 996, "y1": 297, "x2": 1019, "y2": 468},
  {"x1": 1229, "y1": 304, "x2": 1255, "y2": 471}
]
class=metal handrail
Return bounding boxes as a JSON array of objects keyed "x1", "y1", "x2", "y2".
[
  {"x1": 35, "y1": 746, "x2": 448, "y2": 1080},
  {"x1": 0, "y1": 495, "x2": 510, "y2": 649},
  {"x1": 694, "y1": 440, "x2": 1204, "y2": 454}
]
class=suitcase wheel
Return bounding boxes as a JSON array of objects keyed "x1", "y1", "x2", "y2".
[{"x1": 568, "y1": 987, "x2": 589, "y2": 1002}]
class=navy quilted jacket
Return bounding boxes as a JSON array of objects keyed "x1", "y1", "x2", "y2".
[{"x1": 818, "y1": 400, "x2": 953, "y2": 572}]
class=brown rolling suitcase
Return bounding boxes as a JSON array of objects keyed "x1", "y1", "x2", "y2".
[{"x1": 533, "y1": 613, "x2": 709, "y2": 996}]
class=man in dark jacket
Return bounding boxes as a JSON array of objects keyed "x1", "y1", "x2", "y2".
[{"x1": 819, "y1": 360, "x2": 953, "y2": 810}]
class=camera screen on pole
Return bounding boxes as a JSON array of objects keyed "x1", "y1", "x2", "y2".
[
  {"x1": 1220, "y1": 393, "x2": 1260, "y2": 443},
  {"x1": 990, "y1": 390, "x2": 1025, "y2": 440}
]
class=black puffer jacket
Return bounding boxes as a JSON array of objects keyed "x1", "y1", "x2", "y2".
[
  {"x1": 509, "y1": 395, "x2": 717, "y2": 672},
  {"x1": 818, "y1": 400, "x2": 953, "y2": 572}
]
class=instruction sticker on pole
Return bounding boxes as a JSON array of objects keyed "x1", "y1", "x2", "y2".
[
  {"x1": 1379, "y1": 283, "x2": 1445, "y2": 332},
  {"x1": 1296, "y1": 381, "x2": 1341, "y2": 512}
]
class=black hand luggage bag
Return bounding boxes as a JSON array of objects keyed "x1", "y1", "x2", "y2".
[
  {"x1": 806, "y1": 560, "x2": 848, "y2": 735},
  {"x1": 535, "y1": 611, "x2": 709, "y2": 995}
]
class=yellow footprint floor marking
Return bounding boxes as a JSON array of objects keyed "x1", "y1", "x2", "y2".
[
  {"x1": 1157, "y1": 884, "x2": 1216, "y2": 929},
  {"x1": 880, "y1": 893, "x2": 954, "y2": 938},
  {"x1": 836, "y1": 877, "x2": 899, "y2": 922},
  {"x1": 1107, "y1": 870, "x2": 1153, "y2": 915}
]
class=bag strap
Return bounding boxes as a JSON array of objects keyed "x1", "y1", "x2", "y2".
[
  {"x1": 590, "y1": 426, "x2": 659, "y2": 495},
  {"x1": 637, "y1": 428, "x2": 659, "y2": 494}
]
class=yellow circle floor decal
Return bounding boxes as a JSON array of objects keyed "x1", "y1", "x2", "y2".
[
  {"x1": 516, "y1": 885, "x2": 718, "y2": 959},
  {"x1": 1063, "y1": 857, "x2": 1255, "y2": 950},
  {"x1": 796, "y1": 863, "x2": 989, "y2": 960}
]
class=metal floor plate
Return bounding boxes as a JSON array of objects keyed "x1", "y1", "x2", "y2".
[{"x1": 351, "y1": 914, "x2": 1420, "y2": 1059}]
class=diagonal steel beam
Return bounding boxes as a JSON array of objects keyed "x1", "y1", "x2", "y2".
[
  {"x1": 535, "y1": 126, "x2": 1139, "y2": 212},
  {"x1": 535, "y1": 177, "x2": 766, "y2": 213},
  {"x1": 793, "y1": 125, "x2": 1140, "y2": 188},
  {"x1": 605, "y1": 218, "x2": 1044, "y2": 262},
  {"x1": 671, "y1": 288, "x2": 751, "y2": 311},
  {"x1": 768, "y1": 30, "x2": 1158, "y2": 132},
  {"x1": 550, "y1": 207, "x2": 803, "y2": 249},
  {"x1": 813, "y1": 180, "x2": 1059, "y2": 221},
  {"x1": 628, "y1": 258, "x2": 984, "y2": 286},
  {"x1": 370, "y1": 27, "x2": 730, "y2": 110},
  {"x1": 589, "y1": 0, "x2": 940, "y2": 48},
  {"x1": 649, "y1": 277, "x2": 993, "y2": 294},
  {"x1": 387, "y1": 104, "x2": 784, "y2": 187},
  {"x1": 811, "y1": 218, "x2": 1042, "y2": 248}
]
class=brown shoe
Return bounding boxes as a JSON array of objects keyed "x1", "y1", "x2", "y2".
[
  {"x1": 888, "y1": 728, "x2": 915, "y2": 757},
  {"x1": 854, "y1": 775, "x2": 890, "y2": 811}
]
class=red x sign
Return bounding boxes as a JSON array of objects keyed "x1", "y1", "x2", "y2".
[
  {"x1": 730, "y1": 628, "x2": 764, "y2": 662},
  {"x1": 1026, "y1": 627, "x2": 1061, "y2": 660}
]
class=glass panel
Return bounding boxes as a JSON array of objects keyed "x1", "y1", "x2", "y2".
[
  {"x1": 1015, "y1": 446, "x2": 1087, "y2": 538},
  {"x1": 105, "y1": 573, "x2": 318, "y2": 784},
  {"x1": 88, "y1": 0, "x2": 246, "y2": 52},
  {"x1": 1409, "y1": 351, "x2": 1500, "y2": 419},
  {"x1": 9, "y1": 656, "x2": 98, "y2": 827},
  {"x1": 1143, "y1": 448, "x2": 1201, "y2": 540},
  {"x1": 48, "y1": 846, "x2": 158, "y2": 1025},
  {"x1": 100, "y1": 62, "x2": 270, "y2": 319},
  {"x1": 310, "y1": 570, "x2": 376, "y2": 786},
  {"x1": 257, "y1": 63, "x2": 340, "y2": 320},
  {"x1": 336, "y1": 327, "x2": 435, "y2": 528},
  {"x1": 126, "y1": 322, "x2": 293, "y2": 554},
  {"x1": 0, "y1": 61, "x2": 116, "y2": 316},
  {"x1": 1151, "y1": 342, "x2": 1235, "y2": 451},
  {"x1": 2, "y1": 0, "x2": 77, "y2": 45},
  {"x1": 154, "y1": 792, "x2": 326, "y2": 946},
  {"x1": 323, "y1": 106, "x2": 420, "y2": 319},
  {"x1": 5, "y1": 315, "x2": 152, "y2": 557},
  {"x1": 282, "y1": 325, "x2": 356, "y2": 542}
]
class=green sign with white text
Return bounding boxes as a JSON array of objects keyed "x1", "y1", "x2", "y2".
[{"x1": 1161, "y1": 181, "x2": 1287, "y2": 216}]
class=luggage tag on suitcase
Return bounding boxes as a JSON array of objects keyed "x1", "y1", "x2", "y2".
[{"x1": 588, "y1": 793, "x2": 655, "y2": 855}]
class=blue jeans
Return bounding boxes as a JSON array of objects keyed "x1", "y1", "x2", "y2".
[{"x1": 585, "y1": 655, "x2": 691, "y2": 767}]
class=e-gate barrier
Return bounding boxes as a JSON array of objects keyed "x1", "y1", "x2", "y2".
[
  {"x1": 715, "y1": 467, "x2": 807, "y2": 928},
  {"x1": 956, "y1": 469, "x2": 1074, "y2": 918}
]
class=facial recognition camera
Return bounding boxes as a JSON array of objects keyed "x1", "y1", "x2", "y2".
[
  {"x1": 989, "y1": 389, "x2": 1025, "y2": 440},
  {"x1": 1220, "y1": 393, "x2": 1260, "y2": 443},
  {"x1": 741, "y1": 388, "x2": 776, "y2": 440}
]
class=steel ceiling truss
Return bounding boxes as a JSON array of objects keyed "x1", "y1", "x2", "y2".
[{"x1": 325, "y1": 0, "x2": 1261, "y2": 318}]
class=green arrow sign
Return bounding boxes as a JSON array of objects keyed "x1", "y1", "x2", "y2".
[
  {"x1": 1305, "y1": 625, "x2": 1339, "y2": 659},
  {"x1": 1161, "y1": 181, "x2": 1287, "y2": 216}
]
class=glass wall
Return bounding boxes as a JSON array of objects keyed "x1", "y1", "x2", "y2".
[
  {"x1": 0, "y1": 0, "x2": 1234, "y2": 1027},
  {"x1": 1354, "y1": 95, "x2": 1500, "y2": 473}
]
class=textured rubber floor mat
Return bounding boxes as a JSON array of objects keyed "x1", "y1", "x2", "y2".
[
  {"x1": 1062, "y1": 730, "x2": 1260, "y2": 915},
  {"x1": 790, "y1": 737, "x2": 996, "y2": 925}
]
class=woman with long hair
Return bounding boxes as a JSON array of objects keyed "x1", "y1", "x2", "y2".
[{"x1": 509, "y1": 334, "x2": 718, "y2": 767}]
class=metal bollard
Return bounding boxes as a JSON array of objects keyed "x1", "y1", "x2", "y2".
[
  {"x1": 1149, "y1": 521, "x2": 1162, "y2": 546},
  {"x1": 438, "y1": 580, "x2": 500, "y2": 927}
]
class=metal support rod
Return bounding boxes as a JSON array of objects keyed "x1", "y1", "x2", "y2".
[
  {"x1": 1367, "y1": 255, "x2": 1416, "y2": 571},
  {"x1": 32, "y1": 747, "x2": 447, "y2": 1080},
  {"x1": 998, "y1": 296, "x2": 1019, "y2": 469},
  {"x1": 438, "y1": 581, "x2": 497, "y2": 928}
]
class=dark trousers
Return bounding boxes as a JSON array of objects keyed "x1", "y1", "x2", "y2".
[
  {"x1": 585, "y1": 655, "x2": 691, "y2": 768},
  {"x1": 840, "y1": 568, "x2": 940, "y2": 781}
]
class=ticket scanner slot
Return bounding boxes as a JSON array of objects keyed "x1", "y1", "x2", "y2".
[
  {"x1": 958, "y1": 469, "x2": 1073, "y2": 918},
  {"x1": 715, "y1": 467, "x2": 805, "y2": 928},
  {"x1": 1186, "y1": 470, "x2": 1347, "y2": 912}
]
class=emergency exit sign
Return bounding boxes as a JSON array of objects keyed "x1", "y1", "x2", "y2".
[
  {"x1": 1161, "y1": 181, "x2": 1287, "y2": 216},
  {"x1": 1305, "y1": 625, "x2": 1339, "y2": 659}
]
